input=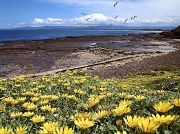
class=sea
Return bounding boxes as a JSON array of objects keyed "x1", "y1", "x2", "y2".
[{"x1": 0, "y1": 26, "x2": 174, "y2": 42}]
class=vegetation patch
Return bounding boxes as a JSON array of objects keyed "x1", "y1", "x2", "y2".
[
  {"x1": 171, "y1": 25, "x2": 180, "y2": 36},
  {"x1": 0, "y1": 68, "x2": 180, "y2": 134}
]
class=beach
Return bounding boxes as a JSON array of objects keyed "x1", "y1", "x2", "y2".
[{"x1": 0, "y1": 33, "x2": 180, "y2": 78}]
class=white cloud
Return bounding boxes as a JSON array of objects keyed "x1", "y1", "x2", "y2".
[
  {"x1": 32, "y1": 18, "x2": 63, "y2": 25},
  {"x1": 31, "y1": 14, "x2": 113, "y2": 26},
  {"x1": 18, "y1": 13, "x2": 179, "y2": 27},
  {"x1": 33, "y1": 18, "x2": 44, "y2": 24}
]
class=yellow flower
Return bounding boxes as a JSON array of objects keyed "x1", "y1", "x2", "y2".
[
  {"x1": 113, "y1": 104, "x2": 130, "y2": 116},
  {"x1": 40, "y1": 100, "x2": 49, "y2": 105},
  {"x1": 150, "y1": 114, "x2": 179, "y2": 125},
  {"x1": 40, "y1": 122, "x2": 58, "y2": 134},
  {"x1": 22, "y1": 91, "x2": 34, "y2": 97},
  {"x1": 22, "y1": 102, "x2": 30, "y2": 108},
  {"x1": 0, "y1": 127, "x2": 13, "y2": 134},
  {"x1": 40, "y1": 95, "x2": 49, "y2": 100},
  {"x1": 172, "y1": 98, "x2": 180, "y2": 107},
  {"x1": 31, "y1": 97, "x2": 39, "y2": 102},
  {"x1": 99, "y1": 87, "x2": 106, "y2": 91},
  {"x1": 99, "y1": 94, "x2": 106, "y2": 100},
  {"x1": 0, "y1": 105, "x2": 6, "y2": 112},
  {"x1": 138, "y1": 117, "x2": 159, "y2": 133},
  {"x1": 23, "y1": 102, "x2": 37, "y2": 110},
  {"x1": 86, "y1": 95, "x2": 100, "y2": 108},
  {"x1": 62, "y1": 94, "x2": 68, "y2": 98},
  {"x1": 11, "y1": 100, "x2": 19, "y2": 105},
  {"x1": 119, "y1": 100, "x2": 132, "y2": 106},
  {"x1": 139, "y1": 89, "x2": 148, "y2": 93},
  {"x1": 37, "y1": 85, "x2": 46, "y2": 89},
  {"x1": 51, "y1": 83, "x2": 57, "y2": 87},
  {"x1": 70, "y1": 112, "x2": 91, "y2": 121},
  {"x1": 33, "y1": 93, "x2": 40, "y2": 97},
  {"x1": 74, "y1": 118, "x2": 94, "y2": 130},
  {"x1": 4, "y1": 97, "x2": 17, "y2": 104},
  {"x1": 114, "y1": 131, "x2": 127, "y2": 134},
  {"x1": 74, "y1": 80, "x2": 80, "y2": 85},
  {"x1": 123, "y1": 115, "x2": 139, "y2": 128},
  {"x1": 15, "y1": 126, "x2": 28, "y2": 134},
  {"x1": 16, "y1": 97, "x2": 26, "y2": 103},
  {"x1": 31, "y1": 87, "x2": 38, "y2": 92},
  {"x1": 56, "y1": 126, "x2": 74, "y2": 134},
  {"x1": 74, "y1": 89, "x2": 85, "y2": 95},
  {"x1": 26, "y1": 103, "x2": 37, "y2": 111},
  {"x1": 0, "y1": 87, "x2": 7, "y2": 91},
  {"x1": 107, "y1": 93, "x2": 114, "y2": 97},
  {"x1": 38, "y1": 129, "x2": 48, "y2": 134},
  {"x1": 168, "y1": 115, "x2": 180, "y2": 124},
  {"x1": 134, "y1": 95, "x2": 146, "y2": 101},
  {"x1": 153, "y1": 101, "x2": 174, "y2": 113},
  {"x1": 41, "y1": 105, "x2": 51, "y2": 112},
  {"x1": 89, "y1": 86, "x2": 96, "y2": 90},
  {"x1": 118, "y1": 92, "x2": 127, "y2": 99},
  {"x1": 157, "y1": 90, "x2": 165, "y2": 95},
  {"x1": 92, "y1": 110, "x2": 108, "y2": 121},
  {"x1": 15, "y1": 84, "x2": 21, "y2": 88},
  {"x1": 49, "y1": 95, "x2": 59, "y2": 101},
  {"x1": 67, "y1": 95, "x2": 79, "y2": 102},
  {"x1": 10, "y1": 112, "x2": 22, "y2": 118},
  {"x1": 50, "y1": 108, "x2": 58, "y2": 114},
  {"x1": 31, "y1": 115, "x2": 45, "y2": 123},
  {"x1": 126, "y1": 94, "x2": 134, "y2": 99},
  {"x1": 22, "y1": 112, "x2": 34, "y2": 117},
  {"x1": 59, "y1": 116, "x2": 63, "y2": 121}
]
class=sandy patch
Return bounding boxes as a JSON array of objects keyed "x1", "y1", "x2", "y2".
[{"x1": 52, "y1": 51, "x2": 103, "y2": 69}]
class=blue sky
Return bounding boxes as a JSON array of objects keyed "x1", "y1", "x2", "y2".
[{"x1": 0, "y1": 0, "x2": 180, "y2": 29}]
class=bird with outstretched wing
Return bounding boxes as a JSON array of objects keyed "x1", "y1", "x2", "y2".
[
  {"x1": 124, "y1": 19, "x2": 128, "y2": 24},
  {"x1": 114, "y1": 2, "x2": 119, "y2": 7}
]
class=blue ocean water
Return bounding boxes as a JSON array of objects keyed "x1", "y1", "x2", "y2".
[{"x1": 0, "y1": 26, "x2": 171, "y2": 42}]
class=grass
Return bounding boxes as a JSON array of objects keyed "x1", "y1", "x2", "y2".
[{"x1": 0, "y1": 67, "x2": 180, "y2": 134}]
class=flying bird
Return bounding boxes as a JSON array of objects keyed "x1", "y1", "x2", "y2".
[
  {"x1": 114, "y1": 15, "x2": 119, "y2": 19},
  {"x1": 124, "y1": 19, "x2": 128, "y2": 24},
  {"x1": 82, "y1": 12, "x2": 87, "y2": 15},
  {"x1": 114, "y1": 2, "x2": 119, "y2": 7},
  {"x1": 109, "y1": 22, "x2": 114, "y2": 26},
  {"x1": 131, "y1": 16, "x2": 137, "y2": 19},
  {"x1": 87, "y1": 18, "x2": 91, "y2": 21}
]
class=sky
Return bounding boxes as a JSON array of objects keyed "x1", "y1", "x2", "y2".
[{"x1": 0, "y1": 0, "x2": 180, "y2": 29}]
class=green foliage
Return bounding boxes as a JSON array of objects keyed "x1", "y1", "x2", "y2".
[
  {"x1": 142, "y1": 72, "x2": 158, "y2": 76},
  {"x1": 154, "y1": 66, "x2": 180, "y2": 72},
  {"x1": 171, "y1": 25, "x2": 180, "y2": 36}
]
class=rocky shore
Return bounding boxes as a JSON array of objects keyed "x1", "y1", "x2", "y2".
[
  {"x1": 0, "y1": 33, "x2": 180, "y2": 78},
  {"x1": 88, "y1": 51, "x2": 180, "y2": 79}
]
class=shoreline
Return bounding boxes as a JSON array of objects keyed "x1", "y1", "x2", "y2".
[
  {"x1": 13, "y1": 53, "x2": 168, "y2": 78},
  {"x1": 0, "y1": 33, "x2": 180, "y2": 78}
]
